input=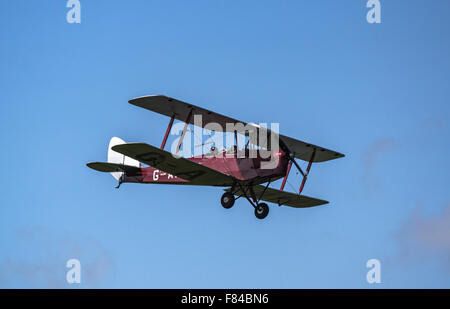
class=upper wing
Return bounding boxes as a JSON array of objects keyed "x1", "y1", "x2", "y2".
[
  {"x1": 111, "y1": 143, "x2": 234, "y2": 186},
  {"x1": 226, "y1": 185, "x2": 329, "y2": 208},
  {"x1": 129, "y1": 95, "x2": 239, "y2": 132},
  {"x1": 249, "y1": 124, "x2": 345, "y2": 162},
  {"x1": 129, "y1": 95, "x2": 344, "y2": 162},
  {"x1": 278, "y1": 133, "x2": 344, "y2": 162}
]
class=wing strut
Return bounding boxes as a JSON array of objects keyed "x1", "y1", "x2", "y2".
[
  {"x1": 176, "y1": 109, "x2": 193, "y2": 154},
  {"x1": 258, "y1": 179, "x2": 272, "y2": 203},
  {"x1": 161, "y1": 114, "x2": 175, "y2": 150},
  {"x1": 280, "y1": 160, "x2": 293, "y2": 191},
  {"x1": 281, "y1": 141, "x2": 317, "y2": 194},
  {"x1": 299, "y1": 149, "x2": 316, "y2": 194}
]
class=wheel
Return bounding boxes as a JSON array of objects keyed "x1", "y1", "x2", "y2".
[
  {"x1": 221, "y1": 192, "x2": 235, "y2": 209},
  {"x1": 254, "y1": 203, "x2": 269, "y2": 219}
]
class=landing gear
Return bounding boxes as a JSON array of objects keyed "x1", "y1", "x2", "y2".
[
  {"x1": 221, "y1": 184, "x2": 270, "y2": 219},
  {"x1": 221, "y1": 192, "x2": 235, "y2": 209},
  {"x1": 254, "y1": 203, "x2": 269, "y2": 219}
]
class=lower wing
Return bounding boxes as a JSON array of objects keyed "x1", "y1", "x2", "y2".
[
  {"x1": 112, "y1": 143, "x2": 235, "y2": 186},
  {"x1": 226, "y1": 185, "x2": 329, "y2": 208}
]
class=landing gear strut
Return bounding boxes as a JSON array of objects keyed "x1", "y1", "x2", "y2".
[
  {"x1": 236, "y1": 183, "x2": 271, "y2": 219},
  {"x1": 221, "y1": 192, "x2": 235, "y2": 209}
]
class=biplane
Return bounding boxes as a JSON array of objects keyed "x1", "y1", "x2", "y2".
[{"x1": 87, "y1": 95, "x2": 344, "y2": 219}]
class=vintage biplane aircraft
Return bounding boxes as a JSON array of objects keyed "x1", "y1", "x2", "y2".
[{"x1": 87, "y1": 95, "x2": 344, "y2": 219}]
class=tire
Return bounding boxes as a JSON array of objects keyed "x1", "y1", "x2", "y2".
[
  {"x1": 221, "y1": 192, "x2": 235, "y2": 209},
  {"x1": 254, "y1": 203, "x2": 269, "y2": 219}
]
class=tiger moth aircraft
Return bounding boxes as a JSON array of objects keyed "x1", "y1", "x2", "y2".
[{"x1": 87, "y1": 95, "x2": 344, "y2": 219}]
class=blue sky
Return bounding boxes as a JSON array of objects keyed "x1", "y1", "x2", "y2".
[{"x1": 1, "y1": 0, "x2": 449, "y2": 288}]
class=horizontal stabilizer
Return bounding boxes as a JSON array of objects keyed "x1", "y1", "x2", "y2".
[
  {"x1": 86, "y1": 162, "x2": 141, "y2": 175},
  {"x1": 226, "y1": 185, "x2": 328, "y2": 208}
]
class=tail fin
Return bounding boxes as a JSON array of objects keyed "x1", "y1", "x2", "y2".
[{"x1": 108, "y1": 137, "x2": 140, "y2": 180}]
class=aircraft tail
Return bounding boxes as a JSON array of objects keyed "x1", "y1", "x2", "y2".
[{"x1": 108, "y1": 137, "x2": 140, "y2": 180}]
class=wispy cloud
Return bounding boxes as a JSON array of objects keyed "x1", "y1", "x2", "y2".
[
  {"x1": 0, "y1": 227, "x2": 115, "y2": 288},
  {"x1": 422, "y1": 116, "x2": 447, "y2": 131},
  {"x1": 362, "y1": 138, "x2": 398, "y2": 192},
  {"x1": 395, "y1": 203, "x2": 450, "y2": 271}
]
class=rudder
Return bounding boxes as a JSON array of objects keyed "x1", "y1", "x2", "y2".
[{"x1": 108, "y1": 137, "x2": 140, "y2": 180}]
